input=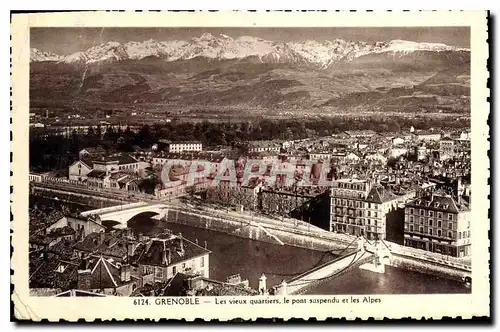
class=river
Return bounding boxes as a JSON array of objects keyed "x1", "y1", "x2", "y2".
[
  {"x1": 30, "y1": 196, "x2": 470, "y2": 294},
  {"x1": 127, "y1": 214, "x2": 470, "y2": 294}
]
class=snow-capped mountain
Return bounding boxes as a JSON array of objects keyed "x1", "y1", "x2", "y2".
[
  {"x1": 30, "y1": 33, "x2": 469, "y2": 69},
  {"x1": 30, "y1": 48, "x2": 62, "y2": 62}
]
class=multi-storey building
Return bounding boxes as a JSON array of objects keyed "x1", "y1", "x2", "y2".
[
  {"x1": 163, "y1": 141, "x2": 202, "y2": 153},
  {"x1": 404, "y1": 193, "x2": 471, "y2": 257},
  {"x1": 329, "y1": 179, "x2": 399, "y2": 240},
  {"x1": 439, "y1": 137, "x2": 456, "y2": 160},
  {"x1": 248, "y1": 140, "x2": 281, "y2": 153}
]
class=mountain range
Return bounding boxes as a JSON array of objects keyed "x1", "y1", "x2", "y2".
[{"x1": 30, "y1": 34, "x2": 470, "y2": 114}]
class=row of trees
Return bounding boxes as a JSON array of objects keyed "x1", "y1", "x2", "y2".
[{"x1": 29, "y1": 115, "x2": 470, "y2": 172}]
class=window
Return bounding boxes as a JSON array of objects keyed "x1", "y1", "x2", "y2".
[
  {"x1": 200, "y1": 257, "x2": 205, "y2": 268},
  {"x1": 367, "y1": 211, "x2": 371, "y2": 217},
  {"x1": 448, "y1": 231, "x2": 453, "y2": 239},
  {"x1": 458, "y1": 232, "x2": 462, "y2": 239},
  {"x1": 428, "y1": 219, "x2": 433, "y2": 226},
  {"x1": 437, "y1": 212, "x2": 442, "y2": 219},
  {"x1": 374, "y1": 212, "x2": 378, "y2": 218},
  {"x1": 410, "y1": 208, "x2": 414, "y2": 215},
  {"x1": 448, "y1": 214, "x2": 453, "y2": 221},
  {"x1": 437, "y1": 229, "x2": 442, "y2": 237},
  {"x1": 429, "y1": 228, "x2": 433, "y2": 235},
  {"x1": 419, "y1": 227, "x2": 423, "y2": 233},
  {"x1": 429, "y1": 211, "x2": 434, "y2": 217},
  {"x1": 410, "y1": 216, "x2": 414, "y2": 222},
  {"x1": 55, "y1": 263, "x2": 66, "y2": 273},
  {"x1": 155, "y1": 266, "x2": 163, "y2": 279},
  {"x1": 448, "y1": 222, "x2": 453, "y2": 230},
  {"x1": 420, "y1": 209, "x2": 424, "y2": 216},
  {"x1": 437, "y1": 220, "x2": 442, "y2": 228},
  {"x1": 172, "y1": 266, "x2": 177, "y2": 275}
]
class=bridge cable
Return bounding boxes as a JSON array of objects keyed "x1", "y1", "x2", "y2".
[
  {"x1": 286, "y1": 250, "x2": 367, "y2": 289},
  {"x1": 263, "y1": 236, "x2": 359, "y2": 277}
]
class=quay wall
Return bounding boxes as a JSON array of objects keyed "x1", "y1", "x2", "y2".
[
  {"x1": 31, "y1": 186, "x2": 126, "y2": 209},
  {"x1": 166, "y1": 209, "x2": 351, "y2": 252},
  {"x1": 388, "y1": 253, "x2": 471, "y2": 281}
]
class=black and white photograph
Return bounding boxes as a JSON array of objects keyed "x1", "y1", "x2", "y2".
[{"x1": 11, "y1": 11, "x2": 489, "y2": 321}]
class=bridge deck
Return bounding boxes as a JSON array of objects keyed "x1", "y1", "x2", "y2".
[{"x1": 284, "y1": 250, "x2": 374, "y2": 295}]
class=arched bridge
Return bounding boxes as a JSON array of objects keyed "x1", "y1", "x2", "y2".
[{"x1": 81, "y1": 202, "x2": 169, "y2": 228}]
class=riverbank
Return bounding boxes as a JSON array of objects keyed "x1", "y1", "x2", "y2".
[
  {"x1": 165, "y1": 204, "x2": 471, "y2": 283},
  {"x1": 167, "y1": 208, "x2": 352, "y2": 252}
]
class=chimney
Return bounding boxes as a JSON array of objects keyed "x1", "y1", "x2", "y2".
[
  {"x1": 120, "y1": 264, "x2": 131, "y2": 282},
  {"x1": 127, "y1": 241, "x2": 137, "y2": 257},
  {"x1": 178, "y1": 233, "x2": 184, "y2": 252},
  {"x1": 162, "y1": 247, "x2": 171, "y2": 266},
  {"x1": 77, "y1": 269, "x2": 92, "y2": 290},
  {"x1": 99, "y1": 231, "x2": 106, "y2": 245}
]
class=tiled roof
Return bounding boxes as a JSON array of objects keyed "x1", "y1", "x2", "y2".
[
  {"x1": 137, "y1": 235, "x2": 210, "y2": 267},
  {"x1": 407, "y1": 193, "x2": 469, "y2": 213},
  {"x1": 92, "y1": 153, "x2": 138, "y2": 166},
  {"x1": 366, "y1": 185, "x2": 397, "y2": 204},
  {"x1": 55, "y1": 289, "x2": 106, "y2": 297},
  {"x1": 88, "y1": 256, "x2": 128, "y2": 289},
  {"x1": 87, "y1": 170, "x2": 107, "y2": 179},
  {"x1": 29, "y1": 258, "x2": 81, "y2": 291}
]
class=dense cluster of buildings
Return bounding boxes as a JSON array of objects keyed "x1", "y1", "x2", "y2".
[{"x1": 32, "y1": 127, "x2": 472, "y2": 267}]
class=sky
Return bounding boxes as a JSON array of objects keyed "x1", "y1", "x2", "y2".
[{"x1": 31, "y1": 27, "x2": 470, "y2": 55}]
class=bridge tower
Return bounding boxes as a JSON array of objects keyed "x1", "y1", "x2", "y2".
[
  {"x1": 359, "y1": 240, "x2": 391, "y2": 274},
  {"x1": 259, "y1": 274, "x2": 268, "y2": 295}
]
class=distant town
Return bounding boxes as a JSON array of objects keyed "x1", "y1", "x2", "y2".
[{"x1": 29, "y1": 121, "x2": 472, "y2": 297}]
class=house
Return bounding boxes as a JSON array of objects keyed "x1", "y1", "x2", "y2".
[
  {"x1": 389, "y1": 148, "x2": 408, "y2": 158},
  {"x1": 29, "y1": 256, "x2": 81, "y2": 291},
  {"x1": 309, "y1": 151, "x2": 331, "y2": 161},
  {"x1": 77, "y1": 255, "x2": 140, "y2": 296},
  {"x1": 79, "y1": 146, "x2": 106, "y2": 160},
  {"x1": 68, "y1": 159, "x2": 93, "y2": 181},
  {"x1": 66, "y1": 215, "x2": 106, "y2": 241},
  {"x1": 416, "y1": 144, "x2": 428, "y2": 161},
  {"x1": 345, "y1": 152, "x2": 361, "y2": 162},
  {"x1": 74, "y1": 230, "x2": 138, "y2": 262},
  {"x1": 459, "y1": 131, "x2": 471, "y2": 141},
  {"x1": 137, "y1": 232, "x2": 211, "y2": 283},
  {"x1": 69, "y1": 153, "x2": 142, "y2": 184},
  {"x1": 404, "y1": 193, "x2": 471, "y2": 257},
  {"x1": 439, "y1": 137, "x2": 456, "y2": 161},
  {"x1": 29, "y1": 226, "x2": 76, "y2": 251},
  {"x1": 413, "y1": 130, "x2": 442, "y2": 142},
  {"x1": 364, "y1": 152, "x2": 388, "y2": 165},
  {"x1": 158, "y1": 140, "x2": 203, "y2": 153},
  {"x1": 86, "y1": 170, "x2": 109, "y2": 189},
  {"x1": 248, "y1": 140, "x2": 281, "y2": 153},
  {"x1": 391, "y1": 136, "x2": 405, "y2": 146},
  {"x1": 93, "y1": 154, "x2": 141, "y2": 174}
]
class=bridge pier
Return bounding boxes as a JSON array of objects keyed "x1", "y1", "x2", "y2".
[{"x1": 359, "y1": 240, "x2": 392, "y2": 274}]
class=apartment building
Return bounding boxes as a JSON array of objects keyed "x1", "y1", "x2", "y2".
[
  {"x1": 404, "y1": 193, "x2": 471, "y2": 257},
  {"x1": 439, "y1": 137, "x2": 456, "y2": 160},
  {"x1": 165, "y1": 141, "x2": 202, "y2": 153},
  {"x1": 329, "y1": 179, "x2": 399, "y2": 240}
]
